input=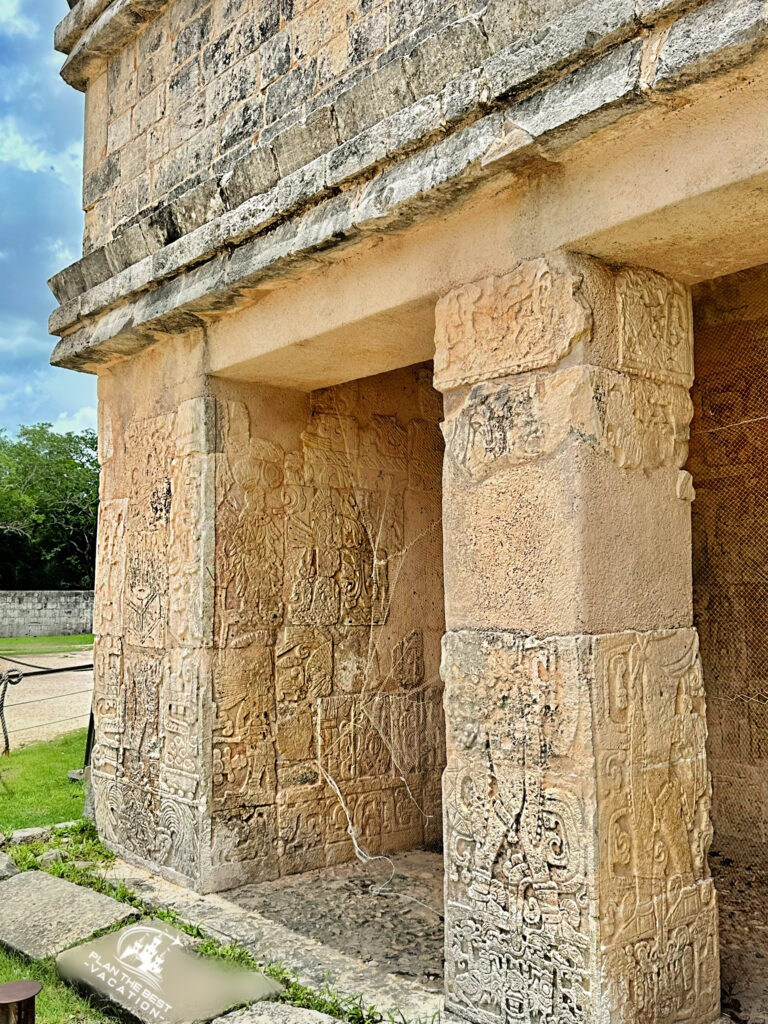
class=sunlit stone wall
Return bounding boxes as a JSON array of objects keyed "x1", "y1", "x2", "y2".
[{"x1": 91, "y1": 340, "x2": 445, "y2": 891}]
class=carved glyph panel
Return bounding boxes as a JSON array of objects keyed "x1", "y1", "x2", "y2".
[
  {"x1": 92, "y1": 398, "x2": 217, "y2": 888},
  {"x1": 442, "y1": 630, "x2": 595, "y2": 1024},
  {"x1": 93, "y1": 499, "x2": 127, "y2": 636},
  {"x1": 434, "y1": 257, "x2": 592, "y2": 391},
  {"x1": 435, "y1": 257, "x2": 692, "y2": 394},
  {"x1": 441, "y1": 628, "x2": 719, "y2": 1024},
  {"x1": 442, "y1": 366, "x2": 693, "y2": 485},
  {"x1": 592, "y1": 628, "x2": 719, "y2": 1024},
  {"x1": 616, "y1": 268, "x2": 694, "y2": 388}
]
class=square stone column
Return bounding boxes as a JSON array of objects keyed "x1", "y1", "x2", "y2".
[{"x1": 435, "y1": 254, "x2": 720, "y2": 1024}]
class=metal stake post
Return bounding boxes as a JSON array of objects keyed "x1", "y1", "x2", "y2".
[{"x1": 0, "y1": 981, "x2": 43, "y2": 1024}]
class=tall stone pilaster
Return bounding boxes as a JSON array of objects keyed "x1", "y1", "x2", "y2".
[
  {"x1": 435, "y1": 254, "x2": 719, "y2": 1024},
  {"x1": 92, "y1": 332, "x2": 217, "y2": 890}
]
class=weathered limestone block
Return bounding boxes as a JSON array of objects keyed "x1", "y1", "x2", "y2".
[
  {"x1": 437, "y1": 255, "x2": 695, "y2": 637},
  {"x1": 441, "y1": 627, "x2": 719, "y2": 1024},
  {"x1": 441, "y1": 366, "x2": 694, "y2": 635},
  {"x1": 434, "y1": 254, "x2": 693, "y2": 392},
  {"x1": 436, "y1": 254, "x2": 718, "y2": 1024}
]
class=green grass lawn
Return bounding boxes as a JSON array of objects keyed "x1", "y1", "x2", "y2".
[
  {"x1": 0, "y1": 729, "x2": 87, "y2": 831},
  {"x1": 0, "y1": 950, "x2": 108, "y2": 1023},
  {"x1": 0, "y1": 634, "x2": 94, "y2": 657}
]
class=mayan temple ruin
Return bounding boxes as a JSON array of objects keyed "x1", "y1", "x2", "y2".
[{"x1": 47, "y1": 0, "x2": 768, "y2": 1020}]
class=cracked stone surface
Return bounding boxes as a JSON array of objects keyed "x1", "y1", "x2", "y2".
[
  {"x1": 107, "y1": 855, "x2": 443, "y2": 1023},
  {"x1": 225, "y1": 850, "x2": 444, "y2": 993}
]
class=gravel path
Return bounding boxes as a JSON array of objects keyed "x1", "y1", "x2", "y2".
[{"x1": 0, "y1": 649, "x2": 93, "y2": 749}]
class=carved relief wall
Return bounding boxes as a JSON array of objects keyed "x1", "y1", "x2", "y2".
[
  {"x1": 92, "y1": 332, "x2": 215, "y2": 887},
  {"x1": 212, "y1": 366, "x2": 445, "y2": 885},
  {"x1": 92, "y1": 338, "x2": 445, "y2": 892},
  {"x1": 442, "y1": 629, "x2": 717, "y2": 1024},
  {"x1": 690, "y1": 264, "x2": 768, "y2": 1000}
]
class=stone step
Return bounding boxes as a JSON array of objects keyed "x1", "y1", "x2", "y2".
[{"x1": 0, "y1": 871, "x2": 135, "y2": 959}]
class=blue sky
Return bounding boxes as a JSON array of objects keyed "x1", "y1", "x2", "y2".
[{"x1": 0, "y1": 0, "x2": 96, "y2": 436}]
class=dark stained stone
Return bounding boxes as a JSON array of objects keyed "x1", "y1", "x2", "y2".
[
  {"x1": 56, "y1": 919, "x2": 283, "y2": 1024},
  {"x1": 0, "y1": 872, "x2": 136, "y2": 959}
]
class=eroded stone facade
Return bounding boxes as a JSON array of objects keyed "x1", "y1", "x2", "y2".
[
  {"x1": 436, "y1": 255, "x2": 719, "y2": 1024},
  {"x1": 92, "y1": 351, "x2": 445, "y2": 890}
]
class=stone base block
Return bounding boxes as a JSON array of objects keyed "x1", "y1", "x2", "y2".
[{"x1": 441, "y1": 626, "x2": 719, "y2": 1024}]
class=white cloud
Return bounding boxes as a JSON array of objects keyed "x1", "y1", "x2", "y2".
[
  {"x1": 0, "y1": 0, "x2": 38, "y2": 38},
  {"x1": 0, "y1": 64, "x2": 34, "y2": 104},
  {"x1": 0, "y1": 361, "x2": 98, "y2": 436},
  {"x1": 51, "y1": 406, "x2": 97, "y2": 434},
  {"x1": 0, "y1": 314, "x2": 46, "y2": 356},
  {"x1": 44, "y1": 237, "x2": 79, "y2": 271},
  {"x1": 0, "y1": 116, "x2": 82, "y2": 197}
]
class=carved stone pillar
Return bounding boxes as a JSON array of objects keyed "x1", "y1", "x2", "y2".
[
  {"x1": 435, "y1": 254, "x2": 720, "y2": 1024},
  {"x1": 92, "y1": 333, "x2": 217, "y2": 890}
]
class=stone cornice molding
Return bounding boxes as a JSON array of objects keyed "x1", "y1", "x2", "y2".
[
  {"x1": 56, "y1": 0, "x2": 172, "y2": 90},
  {"x1": 48, "y1": 0, "x2": 768, "y2": 371}
]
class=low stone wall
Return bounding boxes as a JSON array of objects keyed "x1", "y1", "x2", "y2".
[{"x1": 0, "y1": 591, "x2": 94, "y2": 638}]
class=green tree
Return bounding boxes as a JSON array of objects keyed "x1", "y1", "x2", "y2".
[{"x1": 0, "y1": 424, "x2": 99, "y2": 590}]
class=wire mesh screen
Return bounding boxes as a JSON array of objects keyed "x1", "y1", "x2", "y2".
[{"x1": 690, "y1": 267, "x2": 768, "y2": 1023}]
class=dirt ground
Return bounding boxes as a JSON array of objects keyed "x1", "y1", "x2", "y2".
[{"x1": 0, "y1": 650, "x2": 93, "y2": 749}]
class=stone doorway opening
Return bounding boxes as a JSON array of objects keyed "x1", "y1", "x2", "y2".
[
  {"x1": 690, "y1": 265, "x2": 768, "y2": 1024},
  {"x1": 212, "y1": 359, "x2": 447, "y2": 992}
]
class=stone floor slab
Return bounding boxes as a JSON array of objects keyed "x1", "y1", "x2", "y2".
[
  {"x1": 107, "y1": 857, "x2": 443, "y2": 1024},
  {"x1": 57, "y1": 918, "x2": 282, "y2": 1024},
  {"x1": 0, "y1": 871, "x2": 136, "y2": 959}
]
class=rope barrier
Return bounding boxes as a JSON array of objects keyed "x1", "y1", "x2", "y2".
[
  {"x1": 0, "y1": 669, "x2": 23, "y2": 756},
  {"x1": 8, "y1": 713, "x2": 90, "y2": 735},
  {"x1": 5, "y1": 687, "x2": 93, "y2": 708},
  {"x1": 11, "y1": 664, "x2": 93, "y2": 678},
  {"x1": 0, "y1": 654, "x2": 61, "y2": 669},
  {"x1": 0, "y1": 657, "x2": 94, "y2": 754}
]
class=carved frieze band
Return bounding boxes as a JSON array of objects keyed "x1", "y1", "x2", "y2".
[{"x1": 434, "y1": 255, "x2": 693, "y2": 393}]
